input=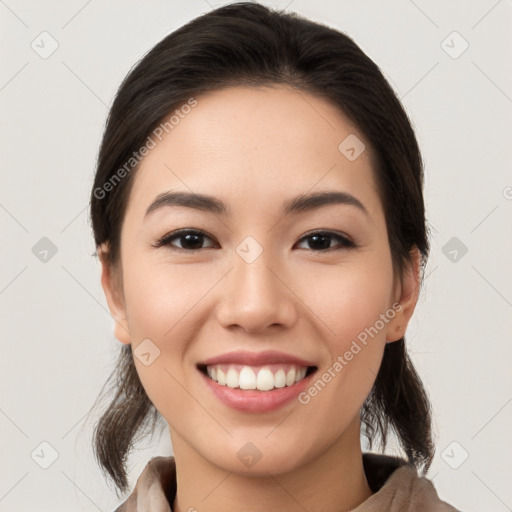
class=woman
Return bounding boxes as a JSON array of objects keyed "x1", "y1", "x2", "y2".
[{"x1": 89, "y1": 2, "x2": 461, "y2": 510}]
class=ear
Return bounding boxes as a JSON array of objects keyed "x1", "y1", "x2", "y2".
[
  {"x1": 385, "y1": 246, "x2": 422, "y2": 343},
  {"x1": 98, "y1": 243, "x2": 131, "y2": 344}
]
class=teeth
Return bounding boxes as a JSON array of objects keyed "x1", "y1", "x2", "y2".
[
  {"x1": 286, "y1": 368, "x2": 296, "y2": 386},
  {"x1": 226, "y1": 368, "x2": 239, "y2": 388},
  {"x1": 204, "y1": 364, "x2": 309, "y2": 391},
  {"x1": 239, "y1": 366, "x2": 256, "y2": 390},
  {"x1": 217, "y1": 368, "x2": 226, "y2": 385},
  {"x1": 256, "y1": 367, "x2": 274, "y2": 391},
  {"x1": 274, "y1": 369, "x2": 286, "y2": 388}
]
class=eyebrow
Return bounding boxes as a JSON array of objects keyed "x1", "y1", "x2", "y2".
[{"x1": 144, "y1": 190, "x2": 368, "y2": 219}]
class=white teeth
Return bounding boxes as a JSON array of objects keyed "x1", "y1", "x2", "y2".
[
  {"x1": 274, "y1": 369, "x2": 286, "y2": 388},
  {"x1": 285, "y1": 368, "x2": 296, "y2": 386},
  {"x1": 225, "y1": 368, "x2": 239, "y2": 388},
  {"x1": 256, "y1": 367, "x2": 274, "y2": 391},
  {"x1": 204, "y1": 364, "x2": 310, "y2": 391},
  {"x1": 239, "y1": 366, "x2": 256, "y2": 389}
]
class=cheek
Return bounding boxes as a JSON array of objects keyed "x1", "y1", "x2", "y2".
[
  {"x1": 122, "y1": 260, "x2": 220, "y2": 414},
  {"x1": 296, "y1": 277, "x2": 392, "y2": 439},
  {"x1": 122, "y1": 258, "x2": 219, "y2": 341},
  {"x1": 292, "y1": 255, "x2": 394, "y2": 411},
  {"x1": 294, "y1": 256, "x2": 394, "y2": 347}
]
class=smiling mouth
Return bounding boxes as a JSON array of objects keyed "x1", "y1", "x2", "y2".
[{"x1": 197, "y1": 363, "x2": 317, "y2": 391}]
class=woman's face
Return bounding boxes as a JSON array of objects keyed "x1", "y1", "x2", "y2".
[{"x1": 100, "y1": 85, "x2": 418, "y2": 475}]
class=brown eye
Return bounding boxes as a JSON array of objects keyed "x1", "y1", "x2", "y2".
[
  {"x1": 295, "y1": 231, "x2": 355, "y2": 251},
  {"x1": 155, "y1": 229, "x2": 217, "y2": 251}
]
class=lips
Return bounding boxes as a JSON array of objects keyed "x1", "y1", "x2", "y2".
[
  {"x1": 204, "y1": 364, "x2": 310, "y2": 391},
  {"x1": 196, "y1": 350, "x2": 318, "y2": 411},
  {"x1": 198, "y1": 349, "x2": 316, "y2": 368}
]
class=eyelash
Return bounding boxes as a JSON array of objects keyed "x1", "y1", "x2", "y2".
[{"x1": 153, "y1": 229, "x2": 357, "y2": 252}]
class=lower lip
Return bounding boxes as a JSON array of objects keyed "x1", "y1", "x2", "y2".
[{"x1": 199, "y1": 369, "x2": 316, "y2": 413}]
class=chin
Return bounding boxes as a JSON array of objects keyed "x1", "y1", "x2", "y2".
[{"x1": 198, "y1": 435, "x2": 314, "y2": 477}]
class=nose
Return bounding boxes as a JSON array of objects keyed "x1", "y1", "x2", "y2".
[{"x1": 215, "y1": 246, "x2": 298, "y2": 334}]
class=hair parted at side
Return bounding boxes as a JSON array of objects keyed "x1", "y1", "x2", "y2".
[{"x1": 89, "y1": 1, "x2": 434, "y2": 494}]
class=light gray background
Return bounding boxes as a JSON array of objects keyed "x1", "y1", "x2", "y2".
[{"x1": 1, "y1": 1, "x2": 511, "y2": 511}]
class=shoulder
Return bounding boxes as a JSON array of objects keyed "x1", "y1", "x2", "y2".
[
  {"x1": 113, "y1": 456, "x2": 176, "y2": 512},
  {"x1": 359, "y1": 452, "x2": 462, "y2": 511}
]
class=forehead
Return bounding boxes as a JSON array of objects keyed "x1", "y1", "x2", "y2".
[{"x1": 125, "y1": 85, "x2": 382, "y2": 221}]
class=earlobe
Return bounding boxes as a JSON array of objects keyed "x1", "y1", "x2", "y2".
[
  {"x1": 98, "y1": 243, "x2": 131, "y2": 345},
  {"x1": 385, "y1": 247, "x2": 422, "y2": 343}
]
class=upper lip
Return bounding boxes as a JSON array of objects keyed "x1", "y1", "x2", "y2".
[{"x1": 198, "y1": 350, "x2": 316, "y2": 367}]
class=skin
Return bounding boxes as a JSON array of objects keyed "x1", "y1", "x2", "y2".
[{"x1": 99, "y1": 85, "x2": 420, "y2": 512}]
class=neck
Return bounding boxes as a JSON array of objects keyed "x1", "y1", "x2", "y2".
[{"x1": 170, "y1": 418, "x2": 373, "y2": 512}]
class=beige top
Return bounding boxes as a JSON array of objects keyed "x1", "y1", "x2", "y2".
[{"x1": 114, "y1": 453, "x2": 461, "y2": 511}]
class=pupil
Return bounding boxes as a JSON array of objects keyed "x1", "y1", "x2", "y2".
[
  {"x1": 309, "y1": 234, "x2": 330, "y2": 250},
  {"x1": 183, "y1": 233, "x2": 203, "y2": 249}
]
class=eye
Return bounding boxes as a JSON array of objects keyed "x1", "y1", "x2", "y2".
[
  {"x1": 153, "y1": 229, "x2": 218, "y2": 251},
  {"x1": 295, "y1": 230, "x2": 356, "y2": 251},
  {"x1": 153, "y1": 229, "x2": 356, "y2": 252}
]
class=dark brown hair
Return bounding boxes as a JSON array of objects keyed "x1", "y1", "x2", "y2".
[{"x1": 89, "y1": 1, "x2": 434, "y2": 493}]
